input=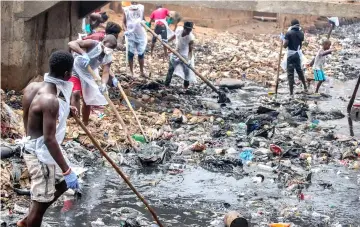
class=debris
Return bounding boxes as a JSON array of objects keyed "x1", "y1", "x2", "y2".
[
  {"x1": 239, "y1": 149, "x2": 253, "y2": 162},
  {"x1": 224, "y1": 211, "x2": 248, "y2": 227}
]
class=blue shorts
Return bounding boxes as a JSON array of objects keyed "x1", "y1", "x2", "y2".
[{"x1": 313, "y1": 69, "x2": 326, "y2": 81}]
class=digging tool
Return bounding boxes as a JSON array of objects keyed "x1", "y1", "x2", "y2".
[
  {"x1": 117, "y1": 82, "x2": 148, "y2": 142},
  {"x1": 86, "y1": 66, "x2": 137, "y2": 149},
  {"x1": 71, "y1": 113, "x2": 164, "y2": 227},
  {"x1": 347, "y1": 74, "x2": 360, "y2": 113},
  {"x1": 141, "y1": 22, "x2": 230, "y2": 103},
  {"x1": 275, "y1": 17, "x2": 287, "y2": 96}
]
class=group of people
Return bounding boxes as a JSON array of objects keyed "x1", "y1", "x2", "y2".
[
  {"x1": 17, "y1": 3, "x2": 196, "y2": 227},
  {"x1": 17, "y1": 6, "x2": 337, "y2": 227},
  {"x1": 282, "y1": 19, "x2": 336, "y2": 96}
]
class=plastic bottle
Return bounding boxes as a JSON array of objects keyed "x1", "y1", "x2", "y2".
[
  {"x1": 131, "y1": 134, "x2": 146, "y2": 143},
  {"x1": 237, "y1": 122, "x2": 247, "y2": 137},
  {"x1": 310, "y1": 119, "x2": 319, "y2": 129},
  {"x1": 257, "y1": 164, "x2": 274, "y2": 172}
]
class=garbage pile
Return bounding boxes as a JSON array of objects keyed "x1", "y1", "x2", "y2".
[{"x1": 1, "y1": 23, "x2": 360, "y2": 226}]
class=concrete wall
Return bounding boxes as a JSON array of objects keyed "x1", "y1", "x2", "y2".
[
  {"x1": 108, "y1": 2, "x2": 333, "y2": 29},
  {"x1": 1, "y1": 1, "x2": 82, "y2": 91},
  {"x1": 148, "y1": 1, "x2": 360, "y2": 18}
]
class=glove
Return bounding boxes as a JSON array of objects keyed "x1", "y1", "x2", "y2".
[
  {"x1": 112, "y1": 77, "x2": 119, "y2": 87},
  {"x1": 279, "y1": 33, "x2": 285, "y2": 41},
  {"x1": 145, "y1": 22, "x2": 151, "y2": 28},
  {"x1": 80, "y1": 53, "x2": 90, "y2": 68},
  {"x1": 63, "y1": 169, "x2": 79, "y2": 190},
  {"x1": 99, "y1": 83, "x2": 107, "y2": 94}
]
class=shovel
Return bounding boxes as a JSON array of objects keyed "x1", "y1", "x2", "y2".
[
  {"x1": 86, "y1": 66, "x2": 137, "y2": 150},
  {"x1": 347, "y1": 74, "x2": 360, "y2": 114},
  {"x1": 71, "y1": 113, "x2": 164, "y2": 227},
  {"x1": 141, "y1": 22, "x2": 230, "y2": 103},
  {"x1": 275, "y1": 17, "x2": 287, "y2": 96}
]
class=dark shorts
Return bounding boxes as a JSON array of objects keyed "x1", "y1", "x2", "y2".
[{"x1": 152, "y1": 24, "x2": 167, "y2": 43}]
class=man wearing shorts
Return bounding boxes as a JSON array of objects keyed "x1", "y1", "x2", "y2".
[
  {"x1": 123, "y1": 2, "x2": 147, "y2": 77},
  {"x1": 148, "y1": 4, "x2": 170, "y2": 60},
  {"x1": 18, "y1": 51, "x2": 79, "y2": 227},
  {"x1": 307, "y1": 39, "x2": 336, "y2": 94}
]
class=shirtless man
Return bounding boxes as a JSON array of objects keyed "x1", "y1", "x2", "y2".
[{"x1": 18, "y1": 51, "x2": 79, "y2": 227}]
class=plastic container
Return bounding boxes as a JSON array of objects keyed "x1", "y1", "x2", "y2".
[
  {"x1": 224, "y1": 211, "x2": 249, "y2": 227},
  {"x1": 131, "y1": 134, "x2": 146, "y2": 143},
  {"x1": 257, "y1": 164, "x2": 274, "y2": 172},
  {"x1": 237, "y1": 122, "x2": 247, "y2": 137}
]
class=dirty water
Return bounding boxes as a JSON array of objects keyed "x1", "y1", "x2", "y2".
[{"x1": 39, "y1": 72, "x2": 360, "y2": 227}]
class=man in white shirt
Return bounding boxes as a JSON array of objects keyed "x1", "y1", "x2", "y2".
[
  {"x1": 165, "y1": 21, "x2": 195, "y2": 89},
  {"x1": 123, "y1": 2, "x2": 147, "y2": 77}
]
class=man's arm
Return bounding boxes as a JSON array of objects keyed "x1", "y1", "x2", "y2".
[
  {"x1": 308, "y1": 58, "x2": 315, "y2": 67},
  {"x1": 123, "y1": 11, "x2": 127, "y2": 31},
  {"x1": 101, "y1": 63, "x2": 111, "y2": 85},
  {"x1": 168, "y1": 34, "x2": 176, "y2": 43},
  {"x1": 42, "y1": 96, "x2": 69, "y2": 173},
  {"x1": 68, "y1": 39, "x2": 95, "y2": 55},
  {"x1": 149, "y1": 12, "x2": 155, "y2": 26},
  {"x1": 321, "y1": 49, "x2": 335, "y2": 56},
  {"x1": 188, "y1": 40, "x2": 194, "y2": 59},
  {"x1": 89, "y1": 13, "x2": 101, "y2": 21},
  {"x1": 283, "y1": 32, "x2": 289, "y2": 48}
]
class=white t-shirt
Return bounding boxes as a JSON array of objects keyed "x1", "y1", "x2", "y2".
[
  {"x1": 124, "y1": 4, "x2": 146, "y2": 38},
  {"x1": 175, "y1": 27, "x2": 195, "y2": 58},
  {"x1": 313, "y1": 49, "x2": 327, "y2": 70}
]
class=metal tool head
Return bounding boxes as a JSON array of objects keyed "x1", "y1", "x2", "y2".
[{"x1": 217, "y1": 92, "x2": 230, "y2": 103}]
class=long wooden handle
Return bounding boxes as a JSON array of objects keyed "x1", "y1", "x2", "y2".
[
  {"x1": 141, "y1": 22, "x2": 221, "y2": 95},
  {"x1": 71, "y1": 113, "x2": 164, "y2": 227},
  {"x1": 347, "y1": 75, "x2": 360, "y2": 113},
  {"x1": 86, "y1": 66, "x2": 136, "y2": 149},
  {"x1": 275, "y1": 17, "x2": 287, "y2": 95},
  {"x1": 117, "y1": 83, "x2": 148, "y2": 142}
]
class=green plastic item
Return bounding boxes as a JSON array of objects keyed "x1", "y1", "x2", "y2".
[
  {"x1": 145, "y1": 22, "x2": 151, "y2": 28},
  {"x1": 167, "y1": 18, "x2": 174, "y2": 25},
  {"x1": 132, "y1": 134, "x2": 146, "y2": 143}
]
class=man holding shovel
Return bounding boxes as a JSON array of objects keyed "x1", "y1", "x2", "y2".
[
  {"x1": 165, "y1": 21, "x2": 196, "y2": 89},
  {"x1": 281, "y1": 19, "x2": 308, "y2": 96},
  {"x1": 17, "y1": 51, "x2": 79, "y2": 227},
  {"x1": 68, "y1": 35, "x2": 118, "y2": 125}
]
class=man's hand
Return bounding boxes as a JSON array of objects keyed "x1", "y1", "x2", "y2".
[
  {"x1": 112, "y1": 77, "x2": 119, "y2": 87},
  {"x1": 80, "y1": 53, "x2": 90, "y2": 68},
  {"x1": 70, "y1": 106, "x2": 78, "y2": 116},
  {"x1": 63, "y1": 169, "x2": 79, "y2": 190},
  {"x1": 279, "y1": 33, "x2": 285, "y2": 41},
  {"x1": 99, "y1": 83, "x2": 107, "y2": 94},
  {"x1": 187, "y1": 59, "x2": 192, "y2": 67}
]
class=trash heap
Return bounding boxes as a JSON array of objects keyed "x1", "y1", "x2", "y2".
[{"x1": 1, "y1": 23, "x2": 360, "y2": 226}]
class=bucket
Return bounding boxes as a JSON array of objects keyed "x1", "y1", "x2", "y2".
[{"x1": 224, "y1": 211, "x2": 249, "y2": 227}]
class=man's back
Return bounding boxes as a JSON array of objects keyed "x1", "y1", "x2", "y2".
[
  {"x1": 285, "y1": 28, "x2": 304, "y2": 51},
  {"x1": 150, "y1": 8, "x2": 169, "y2": 21},
  {"x1": 22, "y1": 82, "x2": 58, "y2": 140}
]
